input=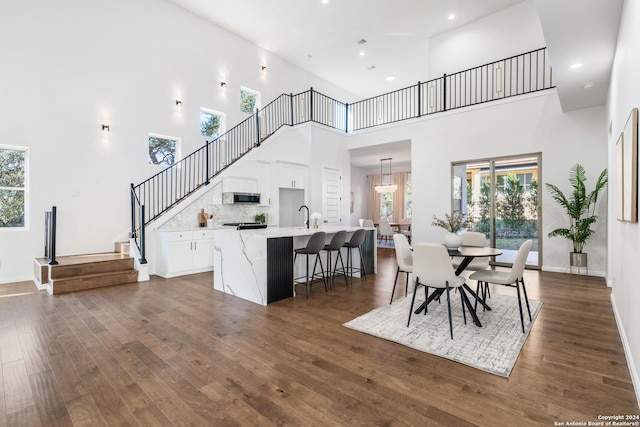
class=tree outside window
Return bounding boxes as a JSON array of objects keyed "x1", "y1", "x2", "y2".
[
  {"x1": 148, "y1": 135, "x2": 180, "y2": 166},
  {"x1": 0, "y1": 146, "x2": 27, "y2": 228},
  {"x1": 405, "y1": 179, "x2": 412, "y2": 218},
  {"x1": 200, "y1": 108, "x2": 225, "y2": 138},
  {"x1": 240, "y1": 87, "x2": 261, "y2": 114},
  {"x1": 380, "y1": 192, "x2": 393, "y2": 219}
]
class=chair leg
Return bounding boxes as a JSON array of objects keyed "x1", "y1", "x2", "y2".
[
  {"x1": 334, "y1": 250, "x2": 347, "y2": 286},
  {"x1": 474, "y1": 281, "x2": 481, "y2": 311},
  {"x1": 423, "y1": 285, "x2": 428, "y2": 315},
  {"x1": 405, "y1": 271, "x2": 409, "y2": 297},
  {"x1": 312, "y1": 253, "x2": 327, "y2": 292},
  {"x1": 516, "y1": 280, "x2": 525, "y2": 333},
  {"x1": 407, "y1": 277, "x2": 420, "y2": 327},
  {"x1": 445, "y1": 283, "x2": 453, "y2": 339},
  {"x1": 293, "y1": 252, "x2": 298, "y2": 297},
  {"x1": 358, "y1": 247, "x2": 367, "y2": 281},
  {"x1": 460, "y1": 287, "x2": 467, "y2": 325},
  {"x1": 521, "y1": 278, "x2": 532, "y2": 321},
  {"x1": 390, "y1": 267, "x2": 400, "y2": 304}
]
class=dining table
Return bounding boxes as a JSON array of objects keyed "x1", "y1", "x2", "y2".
[{"x1": 413, "y1": 245, "x2": 503, "y2": 327}]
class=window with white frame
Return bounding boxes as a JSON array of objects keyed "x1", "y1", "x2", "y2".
[
  {"x1": 0, "y1": 145, "x2": 28, "y2": 229},
  {"x1": 148, "y1": 134, "x2": 181, "y2": 166},
  {"x1": 240, "y1": 86, "x2": 261, "y2": 114},
  {"x1": 200, "y1": 108, "x2": 226, "y2": 139}
]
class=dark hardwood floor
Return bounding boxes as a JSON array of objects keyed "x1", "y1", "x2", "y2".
[{"x1": 0, "y1": 248, "x2": 637, "y2": 426}]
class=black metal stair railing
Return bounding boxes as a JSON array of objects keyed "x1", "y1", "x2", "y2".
[{"x1": 130, "y1": 48, "x2": 554, "y2": 263}]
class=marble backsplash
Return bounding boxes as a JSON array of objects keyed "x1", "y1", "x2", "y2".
[{"x1": 158, "y1": 182, "x2": 268, "y2": 230}]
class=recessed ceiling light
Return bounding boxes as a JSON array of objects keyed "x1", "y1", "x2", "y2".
[
  {"x1": 570, "y1": 63, "x2": 583, "y2": 69},
  {"x1": 322, "y1": 0, "x2": 329, "y2": 4},
  {"x1": 448, "y1": 13, "x2": 455, "y2": 20},
  {"x1": 583, "y1": 82, "x2": 596, "y2": 89},
  {"x1": 386, "y1": 76, "x2": 395, "y2": 81},
  {"x1": 359, "y1": 51, "x2": 365, "y2": 56}
]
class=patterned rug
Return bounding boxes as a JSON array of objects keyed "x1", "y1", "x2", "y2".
[{"x1": 343, "y1": 293, "x2": 542, "y2": 377}]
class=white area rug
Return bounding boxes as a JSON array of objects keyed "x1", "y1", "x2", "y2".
[{"x1": 343, "y1": 293, "x2": 542, "y2": 377}]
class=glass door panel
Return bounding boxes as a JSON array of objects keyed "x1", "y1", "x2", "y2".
[{"x1": 453, "y1": 154, "x2": 540, "y2": 268}]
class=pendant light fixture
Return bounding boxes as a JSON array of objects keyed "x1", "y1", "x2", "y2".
[{"x1": 374, "y1": 158, "x2": 398, "y2": 193}]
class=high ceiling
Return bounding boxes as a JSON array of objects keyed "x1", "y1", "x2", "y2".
[{"x1": 166, "y1": 0, "x2": 623, "y2": 169}]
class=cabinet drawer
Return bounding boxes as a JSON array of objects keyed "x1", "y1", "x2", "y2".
[
  {"x1": 193, "y1": 230, "x2": 214, "y2": 240},
  {"x1": 167, "y1": 231, "x2": 193, "y2": 242}
]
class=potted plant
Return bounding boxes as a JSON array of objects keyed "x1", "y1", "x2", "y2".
[
  {"x1": 432, "y1": 212, "x2": 470, "y2": 248},
  {"x1": 545, "y1": 164, "x2": 608, "y2": 272}
]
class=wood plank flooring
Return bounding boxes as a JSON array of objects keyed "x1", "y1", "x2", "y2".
[{"x1": 0, "y1": 248, "x2": 637, "y2": 426}]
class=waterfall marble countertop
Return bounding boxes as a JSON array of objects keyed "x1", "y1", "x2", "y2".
[{"x1": 213, "y1": 226, "x2": 376, "y2": 306}]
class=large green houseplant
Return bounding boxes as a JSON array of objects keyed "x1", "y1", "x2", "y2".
[{"x1": 545, "y1": 164, "x2": 608, "y2": 270}]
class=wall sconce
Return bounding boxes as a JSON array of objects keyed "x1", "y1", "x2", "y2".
[
  {"x1": 175, "y1": 99, "x2": 183, "y2": 110},
  {"x1": 101, "y1": 124, "x2": 110, "y2": 134},
  {"x1": 261, "y1": 65, "x2": 267, "y2": 71},
  {"x1": 220, "y1": 81, "x2": 226, "y2": 87}
]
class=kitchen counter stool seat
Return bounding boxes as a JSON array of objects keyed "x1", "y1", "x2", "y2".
[{"x1": 294, "y1": 231, "x2": 327, "y2": 298}]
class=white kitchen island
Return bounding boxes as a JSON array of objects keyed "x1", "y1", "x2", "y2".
[{"x1": 213, "y1": 226, "x2": 377, "y2": 306}]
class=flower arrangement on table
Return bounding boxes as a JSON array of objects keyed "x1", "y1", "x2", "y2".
[
  {"x1": 310, "y1": 212, "x2": 322, "y2": 228},
  {"x1": 431, "y1": 212, "x2": 470, "y2": 233}
]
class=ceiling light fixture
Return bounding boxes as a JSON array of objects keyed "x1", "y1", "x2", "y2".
[
  {"x1": 175, "y1": 99, "x2": 183, "y2": 110},
  {"x1": 357, "y1": 39, "x2": 367, "y2": 45},
  {"x1": 261, "y1": 65, "x2": 267, "y2": 71},
  {"x1": 374, "y1": 158, "x2": 398, "y2": 193},
  {"x1": 570, "y1": 63, "x2": 583, "y2": 69},
  {"x1": 583, "y1": 81, "x2": 596, "y2": 89},
  {"x1": 102, "y1": 124, "x2": 110, "y2": 134},
  {"x1": 220, "y1": 81, "x2": 226, "y2": 87},
  {"x1": 448, "y1": 13, "x2": 455, "y2": 20},
  {"x1": 322, "y1": 0, "x2": 328, "y2": 4},
  {"x1": 367, "y1": 65, "x2": 376, "y2": 70},
  {"x1": 359, "y1": 51, "x2": 365, "y2": 56},
  {"x1": 386, "y1": 76, "x2": 395, "y2": 81}
]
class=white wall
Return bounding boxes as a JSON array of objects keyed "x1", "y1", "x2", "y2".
[
  {"x1": 350, "y1": 166, "x2": 368, "y2": 226},
  {"x1": 347, "y1": 91, "x2": 609, "y2": 275},
  {"x1": 0, "y1": 0, "x2": 356, "y2": 283},
  {"x1": 428, "y1": 0, "x2": 546, "y2": 79},
  {"x1": 607, "y1": 0, "x2": 640, "y2": 403}
]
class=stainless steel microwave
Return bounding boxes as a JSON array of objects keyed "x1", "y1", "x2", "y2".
[{"x1": 222, "y1": 192, "x2": 261, "y2": 204}]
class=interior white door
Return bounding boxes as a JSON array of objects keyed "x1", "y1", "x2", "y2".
[{"x1": 322, "y1": 167, "x2": 342, "y2": 225}]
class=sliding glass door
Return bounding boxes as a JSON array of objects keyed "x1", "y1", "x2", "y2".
[{"x1": 452, "y1": 154, "x2": 541, "y2": 268}]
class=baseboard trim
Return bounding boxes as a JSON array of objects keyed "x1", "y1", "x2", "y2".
[
  {"x1": 610, "y1": 293, "x2": 640, "y2": 407},
  {"x1": 541, "y1": 265, "x2": 606, "y2": 277}
]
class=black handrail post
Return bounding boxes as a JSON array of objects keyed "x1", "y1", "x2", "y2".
[
  {"x1": 139, "y1": 205, "x2": 147, "y2": 264},
  {"x1": 205, "y1": 140, "x2": 210, "y2": 185},
  {"x1": 310, "y1": 87, "x2": 314, "y2": 122},
  {"x1": 417, "y1": 81, "x2": 422, "y2": 117},
  {"x1": 442, "y1": 74, "x2": 448, "y2": 112},
  {"x1": 49, "y1": 206, "x2": 58, "y2": 265},
  {"x1": 345, "y1": 103, "x2": 349, "y2": 133},
  {"x1": 255, "y1": 108, "x2": 260, "y2": 147},
  {"x1": 290, "y1": 93, "x2": 294, "y2": 125},
  {"x1": 130, "y1": 183, "x2": 136, "y2": 239}
]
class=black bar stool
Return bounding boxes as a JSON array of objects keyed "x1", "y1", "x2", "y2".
[
  {"x1": 322, "y1": 230, "x2": 347, "y2": 288},
  {"x1": 341, "y1": 228, "x2": 367, "y2": 285},
  {"x1": 293, "y1": 231, "x2": 327, "y2": 297}
]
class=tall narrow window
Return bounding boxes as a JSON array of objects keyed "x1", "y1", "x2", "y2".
[
  {"x1": 405, "y1": 174, "x2": 412, "y2": 219},
  {"x1": 0, "y1": 145, "x2": 27, "y2": 229},
  {"x1": 148, "y1": 134, "x2": 181, "y2": 166},
  {"x1": 240, "y1": 86, "x2": 261, "y2": 114},
  {"x1": 200, "y1": 108, "x2": 226, "y2": 138}
]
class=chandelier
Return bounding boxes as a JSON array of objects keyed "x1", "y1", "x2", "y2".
[{"x1": 374, "y1": 158, "x2": 398, "y2": 193}]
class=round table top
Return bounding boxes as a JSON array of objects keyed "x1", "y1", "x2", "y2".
[{"x1": 447, "y1": 246, "x2": 503, "y2": 257}]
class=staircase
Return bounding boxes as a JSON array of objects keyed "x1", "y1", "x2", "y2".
[{"x1": 34, "y1": 242, "x2": 137, "y2": 295}]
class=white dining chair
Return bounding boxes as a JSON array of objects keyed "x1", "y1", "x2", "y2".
[
  {"x1": 390, "y1": 233, "x2": 412, "y2": 304},
  {"x1": 360, "y1": 219, "x2": 375, "y2": 228},
  {"x1": 408, "y1": 243, "x2": 470, "y2": 339},
  {"x1": 451, "y1": 232, "x2": 489, "y2": 272},
  {"x1": 378, "y1": 217, "x2": 394, "y2": 243},
  {"x1": 469, "y1": 240, "x2": 533, "y2": 333}
]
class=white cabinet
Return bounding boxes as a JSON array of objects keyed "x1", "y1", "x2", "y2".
[
  {"x1": 257, "y1": 162, "x2": 271, "y2": 206},
  {"x1": 223, "y1": 177, "x2": 258, "y2": 193},
  {"x1": 277, "y1": 163, "x2": 307, "y2": 189},
  {"x1": 156, "y1": 230, "x2": 214, "y2": 278}
]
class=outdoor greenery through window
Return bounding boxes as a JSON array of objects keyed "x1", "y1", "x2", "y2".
[
  {"x1": 240, "y1": 87, "x2": 261, "y2": 114},
  {"x1": 148, "y1": 134, "x2": 180, "y2": 166},
  {"x1": 0, "y1": 146, "x2": 27, "y2": 228},
  {"x1": 200, "y1": 108, "x2": 225, "y2": 138}
]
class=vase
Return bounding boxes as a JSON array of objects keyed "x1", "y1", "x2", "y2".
[
  {"x1": 443, "y1": 232, "x2": 462, "y2": 249},
  {"x1": 313, "y1": 218, "x2": 319, "y2": 229}
]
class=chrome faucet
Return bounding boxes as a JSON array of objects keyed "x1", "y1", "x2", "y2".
[{"x1": 298, "y1": 205, "x2": 309, "y2": 229}]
